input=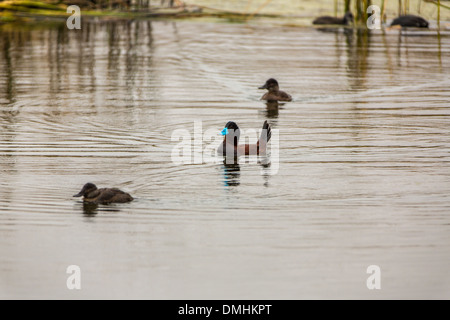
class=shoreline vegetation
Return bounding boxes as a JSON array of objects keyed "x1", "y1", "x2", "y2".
[
  {"x1": 0, "y1": 0, "x2": 282, "y2": 24},
  {"x1": 0, "y1": 0, "x2": 449, "y2": 26}
]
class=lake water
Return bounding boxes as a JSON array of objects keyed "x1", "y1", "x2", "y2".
[{"x1": 0, "y1": 19, "x2": 449, "y2": 299}]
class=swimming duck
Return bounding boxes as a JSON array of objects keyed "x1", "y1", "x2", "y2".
[
  {"x1": 313, "y1": 11, "x2": 354, "y2": 25},
  {"x1": 390, "y1": 15, "x2": 429, "y2": 28},
  {"x1": 73, "y1": 183, "x2": 134, "y2": 204},
  {"x1": 217, "y1": 121, "x2": 272, "y2": 157},
  {"x1": 259, "y1": 79, "x2": 292, "y2": 102}
]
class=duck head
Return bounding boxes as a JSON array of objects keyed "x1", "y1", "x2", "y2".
[
  {"x1": 344, "y1": 11, "x2": 354, "y2": 25},
  {"x1": 221, "y1": 121, "x2": 241, "y2": 146},
  {"x1": 74, "y1": 183, "x2": 98, "y2": 197},
  {"x1": 259, "y1": 78, "x2": 279, "y2": 92}
]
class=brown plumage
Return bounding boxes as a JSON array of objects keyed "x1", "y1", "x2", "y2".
[
  {"x1": 259, "y1": 78, "x2": 292, "y2": 102},
  {"x1": 73, "y1": 183, "x2": 133, "y2": 204}
]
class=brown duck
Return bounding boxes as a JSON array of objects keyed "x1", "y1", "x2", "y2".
[
  {"x1": 73, "y1": 183, "x2": 134, "y2": 204},
  {"x1": 259, "y1": 78, "x2": 292, "y2": 102}
]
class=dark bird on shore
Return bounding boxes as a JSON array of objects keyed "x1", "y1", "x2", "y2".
[
  {"x1": 390, "y1": 15, "x2": 429, "y2": 28},
  {"x1": 259, "y1": 78, "x2": 292, "y2": 102},
  {"x1": 73, "y1": 183, "x2": 134, "y2": 204},
  {"x1": 313, "y1": 11, "x2": 354, "y2": 25}
]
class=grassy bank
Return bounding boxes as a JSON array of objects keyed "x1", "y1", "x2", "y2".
[
  {"x1": 0, "y1": 0, "x2": 282, "y2": 24},
  {"x1": 1, "y1": 0, "x2": 449, "y2": 25}
]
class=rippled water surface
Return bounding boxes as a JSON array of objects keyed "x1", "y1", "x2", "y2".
[{"x1": 1, "y1": 20, "x2": 450, "y2": 299}]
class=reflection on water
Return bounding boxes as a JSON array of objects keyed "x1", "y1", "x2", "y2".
[
  {"x1": 265, "y1": 101, "x2": 280, "y2": 118},
  {"x1": 80, "y1": 202, "x2": 99, "y2": 216},
  {"x1": 0, "y1": 20, "x2": 450, "y2": 299},
  {"x1": 76, "y1": 201, "x2": 124, "y2": 216},
  {"x1": 221, "y1": 156, "x2": 273, "y2": 188},
  {"x1": 222, "y1": 159, "x2": 241, "y2": 187},
  {"x1": 346, "y1": 28, "x2": 371, "y2": 90}
]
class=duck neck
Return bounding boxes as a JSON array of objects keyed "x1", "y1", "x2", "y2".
[
  {"x1": 224, "y1": 136, "x2": 239, "y2": 147},
  {"x1": 222, "y1": 138, "x2": 238, "y2": 156},
  {"x1": 269, "y1": 86, "x2": 280, "y2": 93},
  {"x1": 84, "y1": 188, "x2": 98, "y2": 199}
]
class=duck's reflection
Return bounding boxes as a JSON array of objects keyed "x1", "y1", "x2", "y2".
[
  {"x1": 76, "y1": 201, "x2": 125, "y2": 216},
  {"x1": 73, "y1": 201, "x2": 99, "y2": 216},
  {"x1": 265, "y1": 101, "x2": 280, "y2": 119},
  {"x1": 81, "y1": 202, "x2": 98, "y2": 216},
  {"x1": 221, "y1": 155, "x2": 273, "y2": 188},
  {"x1": 222, "y1": 158, "x2": 241, "y2": 187},
  {"x1": 258, "y1": 156, "x2": 272, "y2": 187}
]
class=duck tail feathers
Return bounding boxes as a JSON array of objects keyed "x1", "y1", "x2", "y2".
[{"x1": 260, "y1": 120, "x2": 271, "y2": 143}]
